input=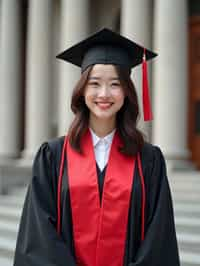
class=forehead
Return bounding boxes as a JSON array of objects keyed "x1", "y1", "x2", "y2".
[{"x1": 89, "y1": 64, "x2": 119, "y2": 78}]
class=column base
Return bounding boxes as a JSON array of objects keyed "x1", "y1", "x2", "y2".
[
  {"x1": 21, "y1": 148, "x2": 38, "y2": 161},
  {"x1": 0, "y1": 151, "x2": 20, "y2": 161},
  {"x1": 166, "y1": 158, "x2": 197, "y2": 173},
  {"x1": 158, "y1": 146, "x2": 190, "y2": 159},
  {"x1": 0, "y1": 157, "x2": 32, "y2": 195},
  {"x1": 162, "y1": 148, "x2": 197, "y2": 173}
]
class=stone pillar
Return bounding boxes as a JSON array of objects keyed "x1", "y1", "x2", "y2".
[
  {"x1": 24, "y1": 0, "x2": 53, "y2": 157},
  {"x1": 57, "y1": 0, "x2": 89, "y2": 135},
  {"x1": 0, "y1": 0, "x2": 1, "y2": 43},
  {"x1": 152, "y1": 0, "x2": 189, "y2": 166},
  {"x1": 121, "y1": 0, "x2": 153, "y2": 141},
  {"x1": 0, "y1": 1, "x2": 23, "y2": 158}
]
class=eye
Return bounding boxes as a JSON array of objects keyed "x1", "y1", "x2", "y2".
[
  {"x1": 111, "y1": 82, "x2": 121, "y2": 87},
  {"x1": 88, "y1": 81, "x2": 99, "y2": 87}
]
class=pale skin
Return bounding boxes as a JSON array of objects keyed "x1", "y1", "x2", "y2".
[{"x1": 84, "y1": 64, "x2": 125, "y2": 138}]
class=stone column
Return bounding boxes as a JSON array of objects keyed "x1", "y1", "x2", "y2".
[
  {"x1": 0, "y1": 0, "x2": 1, "y2": 43},
  {"x1": 121, "y1": 0, "x2": 153, "y2": 141},
  {"x1": 23, "y1": 0, "x2": 53, "y2": 157},
  {"x1": 0, "y1": 1, "x2": 23, "y2": 158},
  {"x1": 152, "y1": 0, "x2": 189, "y2": 166},
  {"x1": 57, "y1": 0, "x2": 89, "y2": 135}
]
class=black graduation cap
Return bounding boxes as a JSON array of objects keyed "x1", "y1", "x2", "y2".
[{"x1": 56, "y1": 28, "x2": 158, "y2": 121}]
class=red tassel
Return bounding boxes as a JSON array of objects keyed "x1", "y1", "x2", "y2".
[{"x1": 142, "y1": 49, "x2": 153, "y2": 121}]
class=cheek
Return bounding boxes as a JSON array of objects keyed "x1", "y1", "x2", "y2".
[
  {"x1": 118, "y1": 96, "x2": 125, "y2": 108},
  {"x1": 84, "y1": 91, "x2": 94, "y2": 107},
  {"x1": 114, "y1": 91, "x2": 125, "y2": 106}
]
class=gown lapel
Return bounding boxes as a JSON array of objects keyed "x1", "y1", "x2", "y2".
[
  {"x1": 67, "y1": 129, "x2": 136, "y2": 266},
  {"x1": 96, "y1": 163, "x2": 107, "y2": 203}
]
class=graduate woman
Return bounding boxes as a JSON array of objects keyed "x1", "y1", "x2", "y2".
[{"x1": 14, "y1": 28, "x2": 180, "y2": 266}]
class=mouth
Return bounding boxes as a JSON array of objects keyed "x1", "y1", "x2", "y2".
[{"x1": 95, "y1": 102, "x2": 113, "y2": 109}]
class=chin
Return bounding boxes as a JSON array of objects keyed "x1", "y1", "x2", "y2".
[{"x1": 94, "y1": 113, "x2": 116, "y2": 121}]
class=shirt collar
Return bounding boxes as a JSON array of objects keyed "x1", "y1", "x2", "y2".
[{"x1": 89, "y1": 128, "x2": 116, "y2": 148}]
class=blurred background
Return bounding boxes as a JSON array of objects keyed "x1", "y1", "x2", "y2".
[{"x1": 0, "y1": 0, "x2": 199, "y2": 266}]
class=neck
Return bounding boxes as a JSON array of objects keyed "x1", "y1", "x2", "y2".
[{"x1": 89, "y1": 116, "x2": 116, "y2": 138}]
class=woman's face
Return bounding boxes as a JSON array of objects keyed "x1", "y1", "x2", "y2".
[{"x1": 84, "y1": 64, "x2": 125, "y2": 123}]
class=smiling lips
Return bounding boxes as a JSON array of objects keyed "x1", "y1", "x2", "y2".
[{"x1": 95, "y1": 101, "x2": 113, "y2": 110}]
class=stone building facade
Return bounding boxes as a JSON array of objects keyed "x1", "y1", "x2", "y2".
[{"x1": 0, "y1": 0, "x2": 200, "y2": 174}]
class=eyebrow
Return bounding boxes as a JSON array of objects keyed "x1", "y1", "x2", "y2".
[{"x1": 88, "y1": 77, "x2": 120, "y2": 80}]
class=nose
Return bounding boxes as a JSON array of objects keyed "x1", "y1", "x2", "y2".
[{"x1": 98, "y1": 85, "x2": 111, "y2": 97}]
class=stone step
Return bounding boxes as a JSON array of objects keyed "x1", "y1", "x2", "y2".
[
  {"x1": 170, "y1": 185, "x2": 200, "y2": 192},
  {"x1": 8, "y1": 186, "x2": 27, "y2": 198},
  {"x1": 175, "y1": 216, "x2": 200, "y2": 234},
  {"x1": 176, "y1": 216, "x2": 200, "y2": 226},
  {"x1": 0, "y1": 256, "x2": 13, "y2": 266},
  {"x1": 173, "y1": 199, "x2": 200, "y2": 207},
  {"x1": 174, "y1": 204, "x2": 200, "y2": 217},
  {"x1": 170, "y1": 177, "x2": 200, "y2": 183},
  {"x1": 0, "y1": 193, "x2": 25, "y2": 201},
  {"x1": 173, "y1": 191, "x2": 200, "y2": 198},
  {"x1": 170, "y1": 178, "x2": 200, "y2": 185},
  {"x1": 2, "y1": 191, "x2": 27, "y2": 200},
  {"x1": 171, "y1": 178, "x2": 200, "y2": 185},
  {"x1": 0, "y1": 161, "x2": 31, "y2": 194},
  {"x1": 0, "y1": 206, "x2": 22, "y2": 222},
  {"x1": 174, "y1": 203, "x2": 200, "y2": 212},
  {"x1": 171, "y1": 171, "x2": 200, "y2": 177},
  {"x1": 173, "y1": 193, "x2": 200, "y2": 202},
  {"x1": 0, "y1": 228, "x2": 18, "y2": 240},
  {"x1": 0, "y1": 235, "x2": 15, "y2": 257},
  {"x1": 170, "y1": 174, "x2": 200, "y2": 180},
  {"x1": 174, "y1": 203, "x2": 200, "y2": 218},
  {"x1": 172, "y1": 190, "x2": 200, "y2": 197},
  {"x1": 181, "y1": 263, "x2": 199, "y2": 266},
  {"x1": 177, "y1": 233, "x2": 200, "y2": 253},
  {"x1": 9, "y1": 185, "x2": 27, "y2": 193},
  {"x1": 0, "y1": 171, "x2": 199, "y2": 266},
  {"x1": 0, "y1": 220, "x2": 19, "y2": 239},
  {"x1": 0, "y1": 195, "x2": 25, "y2": 208},
  {"x1": 175, "y1": 210, "x2": 200, "y2": 219},
  {"x1": 180, "y1": 251, "x2": 200, "y2": 266}
]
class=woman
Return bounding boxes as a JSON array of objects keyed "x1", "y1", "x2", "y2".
[{"x1": 14, "y1": 28, "x2": 180, "y2": 266}]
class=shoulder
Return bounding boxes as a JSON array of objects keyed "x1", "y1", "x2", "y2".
[
  {"x1": 32, "y1": 136, "x2": 65, "y2": 184},
  {"x1": 46, "y1": 135, "x2": 65, "y2": 154},
  {"x1": 45, "y1": 136, "x2": 65, "y2": 167},
  {"x1": 140, "y1": 141, "x2": 166, "y2": 172},
  {"x1": 34, "y1": 136, "x2": 65, "y2": 168},
  {"x1": 139, "y1": 142, "x2": 170, "y2": 202},
  {"x1": 141, "y1": 141, "x2": 163, "y2": 160}
]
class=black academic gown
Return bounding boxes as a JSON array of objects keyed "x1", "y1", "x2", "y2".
[{"x1": 13, "y1": 136, "x2": 180, "y2": 266}]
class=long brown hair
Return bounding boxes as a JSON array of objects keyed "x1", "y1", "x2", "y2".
[{"x1": 68, "y1": 65, "x2": 145, "y2": 156}]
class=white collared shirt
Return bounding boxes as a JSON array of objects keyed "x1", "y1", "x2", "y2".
[{"x1": 89, "y1": 128, "x2": 116, "y2": 171}]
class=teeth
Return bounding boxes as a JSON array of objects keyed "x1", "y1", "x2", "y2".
[
  {"x1": 97, "y1": 103, "x2": 111, "y2": 105},
  {"x1": 96, "y1": 102, "x2": 112, "y2": 104},
  {"x1": 96, "y1": 102, "x2": 112, "y2": 108}
]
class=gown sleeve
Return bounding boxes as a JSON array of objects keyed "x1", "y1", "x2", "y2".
[
  {"x1": 129, "y1": 146, "x2": 180, "y2": 266},
  {"x1": 13, "y1": 142, "x2": 76, "y2": 266}
]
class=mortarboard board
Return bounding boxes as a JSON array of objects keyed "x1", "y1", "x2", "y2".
[{"x1": 56, "y1": 28, "x2": 158, "y2": 121}]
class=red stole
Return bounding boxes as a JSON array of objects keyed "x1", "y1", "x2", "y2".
[{"x1": 67, "y1": 129, "x2": 136, "y2": 266}]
